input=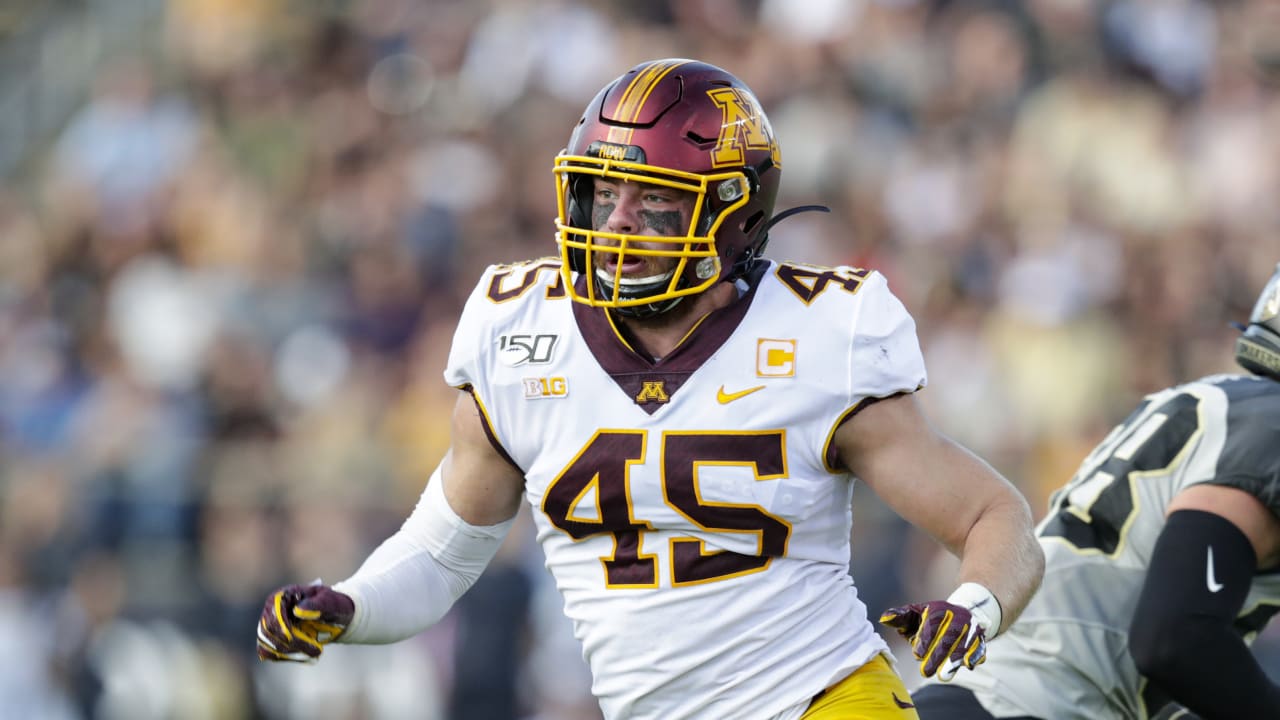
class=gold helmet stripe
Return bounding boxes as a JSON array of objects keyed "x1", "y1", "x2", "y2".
[{"x1": 606, "y1": 59, "x2": 692, "y2": 145}]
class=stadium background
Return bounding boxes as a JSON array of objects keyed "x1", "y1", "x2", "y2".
[{"x1": 2, "y1": 0, "x2": 1279, "y2": 717}]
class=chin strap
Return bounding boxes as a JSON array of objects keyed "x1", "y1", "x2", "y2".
[
  {"x1": 729, "y1": 205, "x2": 832, "y2": 282},
  {"x1": 610, "y1": 294, "x2": 684, "y2": 320},
  {"x1": 764, "y1": 204, "x2": 831, "y2": 234}
]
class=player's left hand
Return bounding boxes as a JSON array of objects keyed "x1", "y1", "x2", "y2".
[
  {"x1": 256, "y1": 582, "x2": 354, "y2": 663},
  {"x1": 879, "y1": 600, "x2": 987, "y2": 681}
]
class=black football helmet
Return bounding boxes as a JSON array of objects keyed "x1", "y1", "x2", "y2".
[
  {"x1": 553, "y1": 59, "x2": 783, "y2": 317},
  {"x1": 1236, "y1": 262, "x2": 1280, "y2": 382}
]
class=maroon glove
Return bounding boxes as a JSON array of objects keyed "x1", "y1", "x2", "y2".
[
  {"x1": 256, "y1": 583, "x2": 354, "y2": 663},
  {"x1": 880, "y1": 600, "x2": 988, "y2": 680}
]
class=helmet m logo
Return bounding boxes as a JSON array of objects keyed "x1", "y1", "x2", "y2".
[{"x1": 706, "y1": 87, "x2": 780, "y2": 169}]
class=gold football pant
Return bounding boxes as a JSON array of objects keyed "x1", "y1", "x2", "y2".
[{"x1": 800, "y1": 653, "x2": 920, "y2": 719}]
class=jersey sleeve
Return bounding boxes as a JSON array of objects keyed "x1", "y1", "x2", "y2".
[
  {"x1": 1208, "y1": 419, "x2": 1280, "y2": 518},
  {"x1": 443, "y1": 266, "x2": 498, "y2": 390},
  {"x1": 845, "y1": 271, "x2": 927, "y2": 403}
]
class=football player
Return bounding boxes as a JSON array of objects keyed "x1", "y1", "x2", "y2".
[
  {"x1": 912, "y1": 263, "x2": 1280, "y2": 719},
  {"x1": 257, "y1": 59, "x2": 1044, "y2": 720}
]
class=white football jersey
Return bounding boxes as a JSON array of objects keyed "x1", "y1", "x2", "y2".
[
  {"x1": 444, "y1": 258, "x2": 927, "y2": 720},
  {"x1": 944, "y1": 374, "x2": 1280, "y2": 720}
]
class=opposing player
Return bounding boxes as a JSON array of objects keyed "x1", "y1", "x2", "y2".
[
  {"x1": 913, "y1": 263, "x2": 1280, "y2": 719},
  {"x1": 256, "y1": 59, "x2": 1044, "y2": 719}
]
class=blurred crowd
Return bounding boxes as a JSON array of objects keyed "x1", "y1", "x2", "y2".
[{"x1": 3, "y1": 0, "x2": 1280, "y2": 718}]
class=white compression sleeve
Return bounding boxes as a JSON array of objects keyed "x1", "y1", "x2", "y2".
[{"x1": 332, "y1": 464, "x2": 515, "y2": 644}]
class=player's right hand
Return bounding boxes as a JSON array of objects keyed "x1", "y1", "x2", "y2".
[
  {"x1": 879, "y1": 600, "x2": 987, "y2": 681},
  {"x1": 256, "y1": 582, "x2": 354, "y2": 663}
]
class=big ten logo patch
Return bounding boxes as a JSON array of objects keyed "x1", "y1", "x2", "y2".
[
  {"x1": 523, "y1": 376, "x2": 568, "y2": 399},
  {"x1": 498, "y1": 333, "x2": 560, "y2": 366},
  {"x1": 756, "y1": 339, "x2": 796, "y2": 377}
]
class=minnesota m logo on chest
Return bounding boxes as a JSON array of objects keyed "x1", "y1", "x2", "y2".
[{"x1": 635, "y1": 381, "x2": 669, "y2": 404}]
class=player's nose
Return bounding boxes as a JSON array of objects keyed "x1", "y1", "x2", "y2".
[{"x1": 603, "y1": 191, "x2": 641, "y2": 234}]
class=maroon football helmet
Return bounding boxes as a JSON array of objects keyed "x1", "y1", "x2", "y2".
[{"x1": 553, "y1": 59, "x2": 783, "y2": 316}]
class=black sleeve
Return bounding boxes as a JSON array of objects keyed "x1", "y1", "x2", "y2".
[{"x1": 1129, "y1": 509, "x2": 1280, "y2": 719}]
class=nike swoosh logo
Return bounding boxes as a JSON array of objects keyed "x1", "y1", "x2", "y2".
[
  {"x1": 717, "y1": 385, "x2": 765, "y2": 404},
  {"x1": 892, "y1": 692, "x2": 915, "y2": 709},
  {"x1": 1207, "y1": 546, "x2": 1224, "y2": 593}
]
